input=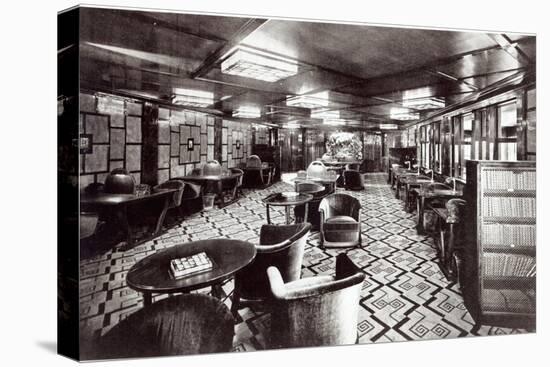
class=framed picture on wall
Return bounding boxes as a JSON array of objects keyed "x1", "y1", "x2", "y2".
[
  {"x1": 236, "y1": 139, "x2": 241, "y2": 150},
  {"x1": 79, "y1": 134, "x2": 93, "y2": 154},
  {"x1": 188, "y1": 138, "x2": 194, "y2": 151}
]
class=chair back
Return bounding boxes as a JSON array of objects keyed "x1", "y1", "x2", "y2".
[
  {"x1": 343, "y1": 170, "x2": 364, "y2": 190},
  {"x1": 359, "y1": 159, "x2": 368, "y2": 173},
  {"x1": 267, "y1": 253, "x2": 365, "y2": 348},
  {"x1": 153, "y1": 180, "x2": 185, "y2": 208},
  {"x1": 246, "y1": 155, "x2": 262, "y2": 168},
  {"x1": 296, "y1": 170, "x2": 307, "y2": 179},
  {"x1": 95, "y1": 294, "x2": 234, "y2": 359},
  {"x1": 230, "y1": 168, "x2": 244, "y2": 187},
  {"x1": 307, "y1": 160, "x2": 327, "y2": 178},
  {"x1": 234, "y1": 223, "x2": 311, "y2": 300},
  {"x1": 202, "y1": 160, "x2": 222, "y2": 176},
  {"x1": 319, "y1": 193, "x2": 361, "y2": 220},
  {"x1": 446, "y1": 198, "x2": 467, "y2": 224},
  {"x1": 104, "y1": 168, "x2": 135, "y2": 194},
  {"x1": 345, "y1": 163, "x2": 360, "y2": 171}
]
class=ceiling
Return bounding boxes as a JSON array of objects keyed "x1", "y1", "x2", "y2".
[{"x1": 75, "y1": 7, "x2": 536, "y2": 130}]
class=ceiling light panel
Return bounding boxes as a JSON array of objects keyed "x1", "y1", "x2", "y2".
[
  {"x1": 402, "y1": 97, "x2": 445, "y2": 110},
  {"x1": 172, "y1": 88, "x2": 214, "y2": 107},
  {"x1": 286, "y1": 91, "x2": 329, "y2": 108},
  {"x1": 221, "y1": 46, "x2": 298, "y2": 82},
  {"x1": 390, "y1": 107, "x2": 419, "y2": 121},
  {"x1": 233, "y1": 106, "x2": 261, "y2": 118}
]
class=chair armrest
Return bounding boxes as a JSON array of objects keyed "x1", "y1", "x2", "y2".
[{"x1": 256, "y1": 239, "x2": 292, "y2": 253}]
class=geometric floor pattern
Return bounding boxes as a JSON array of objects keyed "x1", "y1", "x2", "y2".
[{"x1": 78, "y1": 173, "x2": 529, "y2": 358}]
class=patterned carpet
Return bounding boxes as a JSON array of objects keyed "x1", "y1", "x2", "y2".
[{"x1": 79, "y1": 173, "x2": 529, "y2": 358}]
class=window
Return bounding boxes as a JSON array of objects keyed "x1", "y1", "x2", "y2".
[
  {"x1": 497, "y1": 101, "x2": 517, "y2": 160},
  {"x1": 462, "y1": 113, "x2": 473, "y2": 175},
  {"x1": 432, "y1": 121, "x2": 441, "y2": 172}
]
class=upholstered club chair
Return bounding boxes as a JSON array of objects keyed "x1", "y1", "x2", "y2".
[
  {"x1": 343, "y1": 170, "x2": 365, "y2": 191},
  {"x1": 232, "y1": 223, "x2": 311, "y2": 313},
  {"x1": 202, "y1": 160, "x2": 222, "y2": 176},
  {"x1": 435, "y1": 198, "x2": 467, "y2": 284},
  {"x1": 91, "y1": 294, "x2": 234, "y2": 359},
  {"x1": 306, "y1": 160, "x2": 328, "y2": 179},
  {"x1": 175, "y1": 179, "x2": 203, "y2": 216},
  {"x1": 243, "y1": 155, "x2": 272, "y2": 187},
  {"x1": 319, "y1": 193, "x2": 362, "y2": 248},
  {"x1": 225, "y1": 167, "x2": 244, "y2": 198},
  {"x1": 152, "y1": 180, "x2": 186, "y2": 222},
  {"x1": 420, "y1": 182, "x2": 453, "y2": 234},
  {"x1": 294, "y1": 181, "x2": 326, "y2": 230},
  {"x1": 267, "y1": 253, "x2": 365, "y2": 349}
]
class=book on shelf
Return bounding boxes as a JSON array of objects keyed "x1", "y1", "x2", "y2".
[
  {"x1": 483, "y1": 253, "x2": 536, "y2": 277},
  {"x1": 169, "y1": 252, "x2": 214, "y2": 279},
  {"x1": 482, "y1": 197, "x2": 536, "y2": 217},
  {"x1": 482, "y1": 169, "x2": 536, "y2": 191},
  {"x1": 482, "y1": 224, "x2": 536, "y2": 247}
]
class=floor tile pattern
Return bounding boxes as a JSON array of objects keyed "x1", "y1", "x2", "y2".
[{"x1": 79, "y1": 173, "x2": 528, "y2": 357}]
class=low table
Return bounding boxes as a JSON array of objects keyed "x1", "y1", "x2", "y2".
[
  {"x1": 126, "y1": 239, "x2": 256, "y2": 306},
  {"x1": 175, "y1": 170, "x2": 243, "y2": 208},
  {"x1": 262, "y1": 192, "x2": 313, "y2": 225},
  {"x1": 80, "y1": 189, "x2": 178, "y2": 247}
]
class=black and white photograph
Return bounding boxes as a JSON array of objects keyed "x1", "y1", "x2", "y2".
[{"x1": 6, "y1": 0, "x2": 546, "y2": 366}]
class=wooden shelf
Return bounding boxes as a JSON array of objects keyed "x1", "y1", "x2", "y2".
[
  {"x1": 482, "y1": 244, "x2": 536, "y2": 255},
  {"x1": 483, "y1": 216, "x2": 536, "y2": 224},
  {"x1": 482, "y1": 276, "x2": 536, "y2": 289},
  {"x1": 483, "y1": 189, "x2": 536, "y2": 197}
]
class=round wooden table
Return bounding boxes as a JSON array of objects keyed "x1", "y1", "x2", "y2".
[
  {"x1": 127, "y1": 239, "x2": 256, "y2": 306},
  {"x1": 262, "y1": 192, "x2": 313, "y2": 224}
]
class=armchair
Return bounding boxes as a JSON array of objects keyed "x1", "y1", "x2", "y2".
[
  {"x1": 267, "y1": 253, "x2": 365, "y2": 348},
  {"x1": 243, "y1": 155, "x2": 272, "y2": 188},
  {"x1": 319, "y1": 193, "x2": 362, "y2": 248},
  {"x1": 343, "y1": 170, "x2": 365, "y2": 191},
  {"x1": 174, "y1": 179, "x2": 203, "y2": 216},
  {"x1": 232, "y1": 223, "x2": 311, "y2": 313},
  {"x1": 306, "y1": 160, "x2": 327, "y2": 179},
  {"x1": 152, "y1": 180, "x2": 186, "y2": 223}
]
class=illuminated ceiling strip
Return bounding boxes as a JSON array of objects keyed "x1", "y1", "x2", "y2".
[
  {"x1": 233, "y1": 106, "x2": 261, "y2": 118},
  {"x1": 171, "y1": 88, "x2": 214, "y2": 107},
  {"x1": 221, "y1": 46, "x2": 298, "y2": 82}
]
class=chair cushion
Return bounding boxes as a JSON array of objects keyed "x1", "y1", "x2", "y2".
[{"x1": 326, "y1": 215, "x2": 357, "y2": 223}]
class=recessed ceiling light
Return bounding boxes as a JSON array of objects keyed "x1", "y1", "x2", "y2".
[
  {"x1": 221, "y1": 46, "x2": 298, "y2": 82},
  {"x1": 390, "y1": 107, "x2": 419, "y2": 121},
  {"x1": 232, "y1": 106, "x2": 261, "y2": 118},
  {"x1": 286, "y1": 91, "x2": 329, "y2": 108},
  {"x1": 403, "y1": 97, "x2": 445, "y2": 110},
  {"x1": 172, "y1": 88, "x2": 214, "y2": 107},
  {"x1": 379, "y1": 124, "x2": 398, "y2": 130},
  {"x1": 311, "y1": 109, "x2": 340, "y2": 120}
]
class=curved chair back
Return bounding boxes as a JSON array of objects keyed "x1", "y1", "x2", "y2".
[
  {"x1": 246, "y1": 155, "x2": 262, "y2": 168},
  {"x1": 153, "y1": 180, "x2": 185, "y2": 208},
  {"x1": 233, "y1": 223, "x2": 311, "y2": 304},
  {"x1": 230, "y1": 167, "x2": 244, "y2": 187},
  {"x1": 202, "y1": 160, "x2": 222, "y2": 176},
  {"x1": 267, "y1": 253, "x2": 365, "y2": 348},
  {"x1": 343, "y1": 170, "x2": 364, "y2": 191},
  {"x1": 94, "y1": 294, "x2": 234, "y2": 359},
  {"x1": 319, "y1": 193, "x2": 361, "y2": 221},
  {"x1": 424, "y1": 182, "x2": 451, "y2": 192},
  {"x1": 345, "y1": 163, "x2": 360, "y2": 171},
  {"x1": 296, "y1": 170, "x2": 307, "y2": 179},
  {"x1": 446, "y1": 198, "x2": 467, "y2": 224},
  {"x1": 84, "y1": 182, "x2": 104, "y2": 195},
  {"x1": 307, "y1": 160, "x2": 327, "y2": 178},
  {"x1": 104, "y1": 168, "x2": 135, "y2": 194}
]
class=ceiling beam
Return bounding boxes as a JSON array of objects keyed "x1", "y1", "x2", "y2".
[{"x1": 487, "y1": 33, "x2": 532, "y2": 65}]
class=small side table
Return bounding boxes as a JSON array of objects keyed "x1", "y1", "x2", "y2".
[{"x1": 262, "y1": 193, "x2": 313, "y2": 225}]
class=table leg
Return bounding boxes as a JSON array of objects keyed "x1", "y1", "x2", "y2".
[
  {"x1": 285, "y1": 206, "x2": 291, "y2": 225},
  {"x1": 266, "y1": 204, "x2": 272, "y2": 224},
  {"x1": 119, "y1": 205, "x2": 134, "y2": 246},
  {"x1": 143, "y1": 292, "x2": 152, "y2": 307},
  {"x1": 303, "y1": 202, "x2": 309, "y2": 224},
  {"x1": 405, "y1": 184, "x2": 410, "y2": 210},
  {"x1": 417, "y1": 197, "x2": 425, "y2": 234},
  {"x1": 153, "y1": 196, "x2": 170, "y2": 236},
  {"x1": 211, "y1": 284, "x2": 224, "y2": 299}
]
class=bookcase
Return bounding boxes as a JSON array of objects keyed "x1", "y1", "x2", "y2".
[{"x1": 462, "y1": 160, "x2": 536, "y2": 328}]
